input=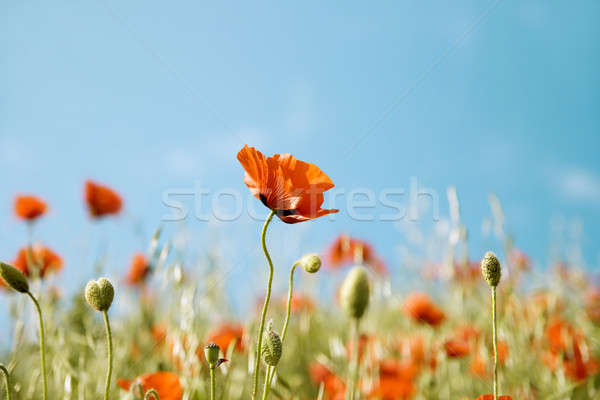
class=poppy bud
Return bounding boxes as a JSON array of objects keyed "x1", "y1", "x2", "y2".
[
  {"x1": 261, "y1": 322, "x2": 282, "y2": 366},
  {"x1": 340, "y1": 266, "x2": 370, "y2": 320},
  {"x1": 298, "y1": 253, "x2": 321, "y2": 274},
  {"x1": 481, "y1": 252, "x2": 502, "y2": 287},
  {"x1": 204, "y1": 342, "x2": 220, "y2": 367},
  {"x1": 0, "y1": 262, "x2": 29, "y2": 293},
  {"x1": 85, "y1": 278, "x2": 114, "y2": 312}
]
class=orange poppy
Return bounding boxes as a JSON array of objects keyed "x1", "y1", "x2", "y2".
[
  {"x1": 309, "y1": 362, "x2": 346, "y2": 400},
  {"x1": 286, "y1": 293, "x2": 315, "y2": 313},
  {"x1": 563, "y1": 336, "x2": 599, "y2": 381},
  {"x1": 469, "y1": 352, "x2": 488, "y2": 378},
  {"x1": 14, "y1": 195, "x2": 47, "y2": 221},
  {"x1": 85, "y1": 180, "x2": 122, "y2": 218},
  {"x1": 325, "y1": 234, "x2": 387, "y2": 274},
  {"x1": 367, "y1": 360, "x2": 418, "y2": 400},
  {"x1": 117, "y1": 371, "x2": 183, "y2": 400},
  {"x1": 12, "y1": 245, "x2": 63, "y2": 279},
  {"x1": 237, "y1": 145, "x2": 338, "y2": 224},
  {"x1": 206, "y1": 323, "x2": 245, "y2": 353},
  {"x1": 125, "y1": 253, "x2": 151, "y2": 286},
  {"x1": 402, "y1": 292, "x2": 445, "y2": 326},
  {"x1": 444, "y1": 337, "x2": 471, "y2": 358}
]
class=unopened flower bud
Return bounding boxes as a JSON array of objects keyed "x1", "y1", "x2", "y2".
[
  {"x1": 261, "y1": 323, "x2": 282, "y2": 366},
  {"x1": 340, "y1": 266, "x2": 370, "y2": 320},
  {"x1": 204, "y1": 342, "x2": 220, "y2": 367},
  {"x1": 0, "y1": 262, "x2": 29, "y2": 293},
  {"x1": 85, "y1": 278, "x2": 114, "y2": 312},
  {"x1": 298, "y1": 253, "x2": 321, "y2": 274},
  {"x1": 481, "y1": 251, "x2": 502, "y2": 287}
]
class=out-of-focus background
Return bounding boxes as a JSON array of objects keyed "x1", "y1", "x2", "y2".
[{"x1": 1, "y1": 1, "x2": 599, "y2": 321}]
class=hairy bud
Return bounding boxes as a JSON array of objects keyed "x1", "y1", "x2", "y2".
[
  {"x1": 340, "y1": 266, "x2": 370, "y2": 320},
  {"x1": 85, "y1": 278, "x2": 114, "y2": 312},
  {"x1": 298, "y1": 253, "x2": 321, "y2": 274},
  {"x1": 261, "y1": 322, "x2": 282, "y2": 366},
  {"x1": 0, "y1": 262, "x2": 29, "y2": 293},
  {"x1": 204, "y1": 342, "x2": 220, "y2": 367},
  {"x1": 481, "y1": 251, "x2": 502, "y2": 287}
]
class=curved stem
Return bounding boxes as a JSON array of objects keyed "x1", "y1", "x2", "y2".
[
  {"x1": 251, "y1": 209, "x2": 276, "y2": 400},
  {"x1": 265, "y1": 262, "x2": 300, "y2": 388},
  {"x1": 26, "y1": 292, "x2": 47, "y2": 400},
  {"x1": 144, "y1": 389, "x2": 160, "y2": 400},
  {"x1": 102, "y1": 311, "x2": 113, "y2": 400},
  {"x1": 492, "y1": 286, "x2": 498, "y2": 400},
  {"x1": 210, "y1": 367, "x2": 216, "y2": 400},
  {"x1": 0, "y1": 365, "x2": 11, "y2": 400}
]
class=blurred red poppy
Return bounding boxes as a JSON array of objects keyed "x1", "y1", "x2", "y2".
[
  {"x1": 367, "y1": 360, "x2": 418, "y2": 400},
  {"x1": 237, "y1": 145, "x2": 338, "y2": 224},
  {"x1": 14, "y1": 195, "x2": 47, "y2": 221},
  {"x1": 325, "y1": 234, "x2": 387, "y2": 274},
  {"x1": 12, "y1": 245, "x2": 63, "y2": 279},
  {"x1": 125, "y1": 253, "x2": 151, "y2": 286},
  {"x1": 206, "y1": 323, "x2": 245, "y2": 353},
  {"x1": 117, "y1": 371, "x2": 183, "y2": 400},
  {"x1": 402, "y1": 292, "x2": 445, "y2": 326},
  {"x1": 444, "y1": 338, "x2": 470, "y2": 358},
  {"x1": 309, "y1": 362, "x2": 346, "y2": 400},
  {"x1": 85, "y1": 180, "x2": 122, "y2": 218}
]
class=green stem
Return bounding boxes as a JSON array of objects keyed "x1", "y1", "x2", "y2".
[
  {"x1": 347, "y1": 318, "x2": 360, "y2": 400},
  {"x1": 266, "y1": 262, "x2": 300, "y2": 388},
  {"x1": 492, "y1": 286, "x2": 498, "y2": 400},
  {"x1": 261, "y1": 367, "x2": 271, "y2": 400},
  {"x1": 251, "y1": 209, "x2": 276, "y2": 400},
  {"x1": 26, "y1": 292, "x2": 47, "y2": 400},
  {"x1": 102, "y1": 311, "x2": 113, "y2": 400},
  {"x1": 210, "y1": 367, "x2": 216, "y2": 400},
  {"x1": 144, "y1": 389, "x2": 159, "y2": 400},
  {"x1": 0, "y1": 365, "x2": 11, "y2": 400}
]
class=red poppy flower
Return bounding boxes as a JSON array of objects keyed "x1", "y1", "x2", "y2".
[
  {"x1": 237, "y1": 145, "x2": 338, "y2": 224},
  {"x1": 564, "y1": 336, "x2": 599, "y2": 381},
  {"x1": 309, "y1": 362, "x2": 346, "y2": 400},
  {"x1": 11, "y1": 245, "x2": 63, "y2": 279},
  {"x1": 475, "y1": 395, "x2": 513, "y2": 400},
  {"x1": 125, "y1": 253, "x2": 151, "y2": 286},
  {"x1": 367, "y1": 360, "x2": 418, "y2": 400},
  {"x1": 402, "y1": 292, "x2": 445, "y2": 326},
  {"x1": 286, "y1": 293, "x2": 315, "y2": 313},
  {"x1": 117, "y1": 371, "x2": 183, "y2": 400},
  {"x1": 206, "y1": 323, "x2": 245, "y2": 353},
  {"x1": 444, "y1": 338, "x2": 471, "y2": 358},
  {"x1": 325, "y1": 234, "x2": 387, "y2": 274},
  {"x1": 84, "y1": 180, "x2": 122, "y2": 218},
  {"x1": 14, "y1": 195, "x2": 47, "y2": 221}
]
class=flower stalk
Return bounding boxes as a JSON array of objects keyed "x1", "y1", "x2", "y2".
[
  {"x1": 26, "y1": 292, "x2": 47, "y2": 400},
  {"x1": 0, "y1": 365, "x2": 11, "y2": 400},
  {"x1": 103, "y1": 310, "x2": 113, "y2": 400}
]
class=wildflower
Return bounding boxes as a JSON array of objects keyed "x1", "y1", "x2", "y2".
[
  {"x1": 563, "y1": 336, "x2": 599, "y2": 381},
  {"x1": 402, "y1": 292, "x2": 445, "y2": 326},
  {"x1": 367, "y1": 360, "x2": 418, "y2": 400},
  {"x1": 285, "y1": 293, "x2": 315, "y2": 314},
  {"x1": 309, "y1": 363, "x2": 346, "y2": 400},
  {"x1": 444, "y1": 338, "x2": 471, "y2": 358},
  {"x1": 14, "y1": 195, "x2": 47, "y2": 221},
  {"x1": 125, "y1": 253, "x2": 151, "y2": 286},
  {"x1": 12, "y1": 245, "x2": 62, "y2": 279},
  {"x1": 325, "y1": 234, "x2": 387, "y2": 274},
  {"x1": 206, "y1": 323, "x2": 245, "y2": 353},
  {"x1": 237, "y1": 145, "x2": 338, "y2": 223},
  {"x1": 117, "y1": 372, "x2": 183, "y2": 400},
  {"x1": 85, "y1": 180, "x2": 122, "y2": 218}
]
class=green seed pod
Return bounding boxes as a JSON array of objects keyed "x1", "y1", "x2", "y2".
[
  {"x1": 204, "y1": 342, "x2": 220, "y2": 367},
  {"x1": 261, "y1": 324, "x2": 282, "y2": 366},
  {"x1": 340, "y1": 266, "x2": 370, "y2": 320},
  {"x1": 481, "y1": 251, "x2": 502, "y2": 287},
  {"x1": 0, "y1": 262, "x2": 29, "y2": 293},
  {"x1": 84, "y1": 278, "x2": 114, "y2": 312},
  {"x1": 298, "y1": 253, "x2": 321, "y2": 274}
]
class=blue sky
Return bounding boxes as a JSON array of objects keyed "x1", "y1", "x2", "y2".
[{"x1": 1, "y1": 1, "x2": 599, "y2": 322}]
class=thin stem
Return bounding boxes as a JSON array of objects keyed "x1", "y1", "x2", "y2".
[
  {"x1": 26, "y1": 292, "x2": 47, "y2": 400},
  {"x1": 102, "y1": 311, "x2": 113, "y2": 400},
  {"x1": 0, "y1": 365, "x2": 11, "y2": 400},
  {"x1": 251, "y1": 209, "x2": 276, "y2": 400},
  {"x1": 265, "y1": 262, "x2": 300, "y2": 388},
  {"x1": 261, "y1": 367, "x2": 271, "y2": 400},
  {"x1": 347, "y1": 318, "x2": 360, "y2": 400},
  {"x1": 210, "y1": 367, "x2": 216, "y2": 400},
  {"x1": 492, "y1": 286, "x2": 498, "y2": 400}
]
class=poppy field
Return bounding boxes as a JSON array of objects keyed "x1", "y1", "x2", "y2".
[{"x1": 1, "y1": 145, "x2": 599, "y2": 400}]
